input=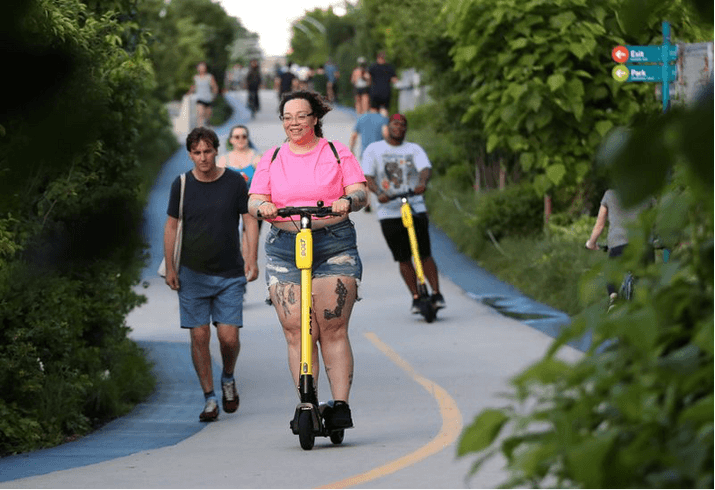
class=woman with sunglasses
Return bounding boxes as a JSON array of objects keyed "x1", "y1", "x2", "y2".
[
  {"x1": 219, "y1": 125, "x2": 264, "y2": 257},
  {"x1": 218, "y1": 125, "x2": 261, "y2": 185},
  {"x1": 248, "y1": 90, "x2": 368, "y2": 431}
]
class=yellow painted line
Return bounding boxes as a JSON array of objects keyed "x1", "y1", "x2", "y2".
[{"x1": 318, "y1": 332, "x2": 463, "y2": 489}]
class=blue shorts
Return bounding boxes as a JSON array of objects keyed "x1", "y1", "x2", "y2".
[
  {"x1": 177, "y1": 267, "x2": 247, "y2": 328},
  {"x1": 264, "y1": 219, "x2": 363, "y2": 288}
]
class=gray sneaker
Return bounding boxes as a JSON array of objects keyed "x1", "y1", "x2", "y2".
[
  {"x1": 221, "y1": 379, "x2": 239, "y2": 413},
  {"x1": 199, "y1": 398, "x2": 219, "y2": 422}
]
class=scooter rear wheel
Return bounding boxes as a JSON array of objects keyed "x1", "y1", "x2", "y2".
[
  {"x1": 298, "y1": 411, "x2": 315, "y2": 450},
  {"x1": 330, "y1": 430, "x2": 344, "y2": 444}
]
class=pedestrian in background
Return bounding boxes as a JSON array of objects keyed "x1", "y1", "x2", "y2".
[
  {"x1": 350, "y1": 57, "x2": 370, "y2": 115},
  {"x1": 366, "y1": 52, "x2": 398, "y2": 117},
  {"x1": 312, "y1": 65, "x2": 329, "y2": 98},
  {"x1": 275, "y1": 61, "x2": 298, "y2": 101},
  {"x1": 585, "y1": 189, "x2": 655, "y2": 306},
  {"x1": 325, "y1": 57, "x2": 340, "y2": 103},
  {"x1": 362, "y1": 113, "x2": 446, "y2": 313},
  {"x1": 218, "y1": 124, "x2": 264, "y2": 254},
  {"x1": 245, "y1": 58, "x2": 262, "y2": 117},
  {"x1": 349, "y1": 106, "x2": 389, "y2": 212},
  {"x1": 187, "y1": 61, "x2": 219, "y2": 128}
]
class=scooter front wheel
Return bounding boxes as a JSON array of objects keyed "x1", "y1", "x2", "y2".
[
  {"x1": 330, "y1": 430, "x2": 345, "y2": 444},
  {"x1": 298, "y1": 411, "x2": 315, "y2": 450},
  {"x1": 419, "y1": 297, "x2": 436, "y2": 323}
]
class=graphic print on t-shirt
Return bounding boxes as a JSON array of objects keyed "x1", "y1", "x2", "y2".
[{"x1": 380, "y1": 153, "x2": 418, "y2": 191}]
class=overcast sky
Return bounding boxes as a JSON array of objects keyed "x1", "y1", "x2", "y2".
[{"x1": 217, "y1": 0, "x2": 348, "y2": 57}]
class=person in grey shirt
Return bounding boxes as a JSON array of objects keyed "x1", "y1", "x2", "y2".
[{"x1": 586, "y1": 189, "x2": 654, "y2": 297}]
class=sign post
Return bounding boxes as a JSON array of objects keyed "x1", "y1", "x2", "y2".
[{"x1": 612, "y1": 21, "x2": 678, "y2": 113}]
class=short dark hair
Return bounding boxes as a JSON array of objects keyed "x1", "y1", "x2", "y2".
[
  {"x1": 278, "y1": 90, "x2": 332, "y2": 138},
  {"x1": 186, "y1": 126, "x2": 219, "y2": 152}
]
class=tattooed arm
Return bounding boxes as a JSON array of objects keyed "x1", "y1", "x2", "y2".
[
  {"x1": 248, "y1": 193, "x2": 277, "y2": 220},
  {"x1": 332, "y1": 182, "x2": 368, "y2": 215}
]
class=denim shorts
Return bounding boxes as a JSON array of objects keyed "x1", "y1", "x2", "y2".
[
  {"x1": 177, "y1": 266, "x2": 247, "y2": 328},
  {"x1": 264, "y1": 219, "x2": 363, "y2": 289}
]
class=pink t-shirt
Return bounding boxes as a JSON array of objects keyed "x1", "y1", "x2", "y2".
[{"x1": 249, "y1": 139, "x2": 366, "y2": 221}]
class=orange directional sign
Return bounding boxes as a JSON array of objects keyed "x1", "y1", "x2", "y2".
[{"x1": 612, "y1": 45, "x2": 629, "y2": 63}]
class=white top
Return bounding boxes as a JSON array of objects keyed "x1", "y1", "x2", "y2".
[
  {"x1": 362, "y1": 140, "x2": 432, "y2": 219},
  {"x1": 194, "y1": 74, "x2": 214, "y2": 103}
]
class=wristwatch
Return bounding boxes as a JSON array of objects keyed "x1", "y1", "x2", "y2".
[{"x1": 340, "y1": 195, "x2": 353, "y2": 208}]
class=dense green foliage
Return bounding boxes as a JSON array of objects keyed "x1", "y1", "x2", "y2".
[
  {"x1": 425, "y1": 170, "x2": 605, "y2": 316},
  {"x1": 455, "y1": 0, "x2": 713, "y2": 484},
  {"x1": 137, "y1": 0, "x2": 249, "y2": 101},
  {"x1": 427, "y1": 180, "x2": 543, "y2": 258},
  {"x1": 442, "y1": 0, "x2": 708, "y2": 198},
  {"x1": 0, "y1": 0, "x2": 181, "y2": 454}
]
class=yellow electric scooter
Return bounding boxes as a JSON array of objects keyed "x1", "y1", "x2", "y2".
[
  {"x1": 393, "y1": 191, "x2": 439, "y2": 323},
  {"x1": 260, "y1": 201, "x2": 346, "y2": 450}
]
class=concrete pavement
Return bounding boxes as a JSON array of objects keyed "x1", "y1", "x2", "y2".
[{"x1": 0, "y1": 90, "x2": 582, "y2": 488}]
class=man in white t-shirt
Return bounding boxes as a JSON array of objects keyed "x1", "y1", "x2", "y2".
[{"x1": 362, "y1": 113, "x2": 445, "y2": 313}]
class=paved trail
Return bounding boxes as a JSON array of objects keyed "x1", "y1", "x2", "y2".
[{"x1": 0, "y1": 90, "x2": 581, "y2": 489}]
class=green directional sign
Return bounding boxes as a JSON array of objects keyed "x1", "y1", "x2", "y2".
[
  {"x1": 612, "y1": 64, "x2": 629, "y2": 82},
  {"x1": 611, "y1": 21, "x2": 677, "y2": 112},
  {"x1": 625, "y1": 45, "x2": 678, "y2": 63},
  {"x1": 625, "y1": 64, "x2": 677, "y2": 82}
]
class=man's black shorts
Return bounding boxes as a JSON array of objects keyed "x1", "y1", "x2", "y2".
[
  {"x1": 370, "y1": 93, "x2": 390, "y2": 110},
  {"x1": 379, "y1": 213, "x2": 432, "y2": 262}
]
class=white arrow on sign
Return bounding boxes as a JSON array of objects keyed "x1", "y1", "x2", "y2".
[
  {"x1": 615, "y1": 68, "x2": 627, "y2": 77},
  {"x1": 615, "y1": 51, "x2": 627, "y2": 60}
]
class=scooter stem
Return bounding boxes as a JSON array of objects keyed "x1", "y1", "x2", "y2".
[
  {"x1": 401, "y1": 200, "x2": 426, "y2": 285},
  {"x1": 295, "y1": 216, "x2": 315, "y2": 403}
]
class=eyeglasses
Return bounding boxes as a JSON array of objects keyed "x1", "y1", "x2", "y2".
[
  {"x1": 279, "y1": 112, "x2": 314, "y2": 124},
  {"x1": 232, "y1": 134, "x2": 248, "y2": 139}
]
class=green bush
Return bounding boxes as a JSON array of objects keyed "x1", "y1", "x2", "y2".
[
  {"x1": 475, "y1": 234, "x2": 605, "y2": 316},
  {"x1": 427, "y1": 179, "x2": 544, "y2": 265},
  {"x1": 408, "y1": 126, "x2": 469, "y2": 176},
  {"x1": 472, "y1": 183, "x2": 544, "y2": 240},
  {"x1": 443, "y1": 162, "x2": 476, "y2": 192},
  {"x1": 0, "y1": 0, "x2": 160, "y2": 455},
  {"x1": 426, "y1": 179, "x2": 486, "y2": 258},
  {"x1": 0, "y1": 261, "x2": 152, "y2": 455},
  {"x1": 403, "y1": 103, "x2": 436, "y2": 130},
  {"x1": 456, "y1": 4, "x2": 713, "y2": 482}
]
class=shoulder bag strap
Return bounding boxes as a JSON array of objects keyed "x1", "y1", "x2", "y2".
[
  {"x1": 270, "y1": 146, "x2": 280, "y2": 163},
  {"x1": 328, "y1": 141, "x2": 341, "y2": 164},
  {"x1": 270, "y1": 142, "x2": 341, "y2": 164},
  {"x1": 179, "y1": 173, "x2": 186, "y2": 219}
]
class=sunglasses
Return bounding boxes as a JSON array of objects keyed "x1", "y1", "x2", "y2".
[{"x1": 232, "y1": 134, "x2": 248, "y2": 140}]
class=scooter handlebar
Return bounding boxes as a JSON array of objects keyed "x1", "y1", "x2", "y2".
[
  {"x1": 388, "y1": 190, "x2": 416, "y2": 201},
  {"x1": 276, "y1": 206, "x2": 340, "y2": 218},
  {"x1": 256, "y1": 201, "x2": 340, "y2": 220}
]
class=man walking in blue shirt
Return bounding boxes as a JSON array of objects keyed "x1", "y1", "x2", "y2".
[{"x1": 349, "y1": 107, "x2": 389, "y2": 212}]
